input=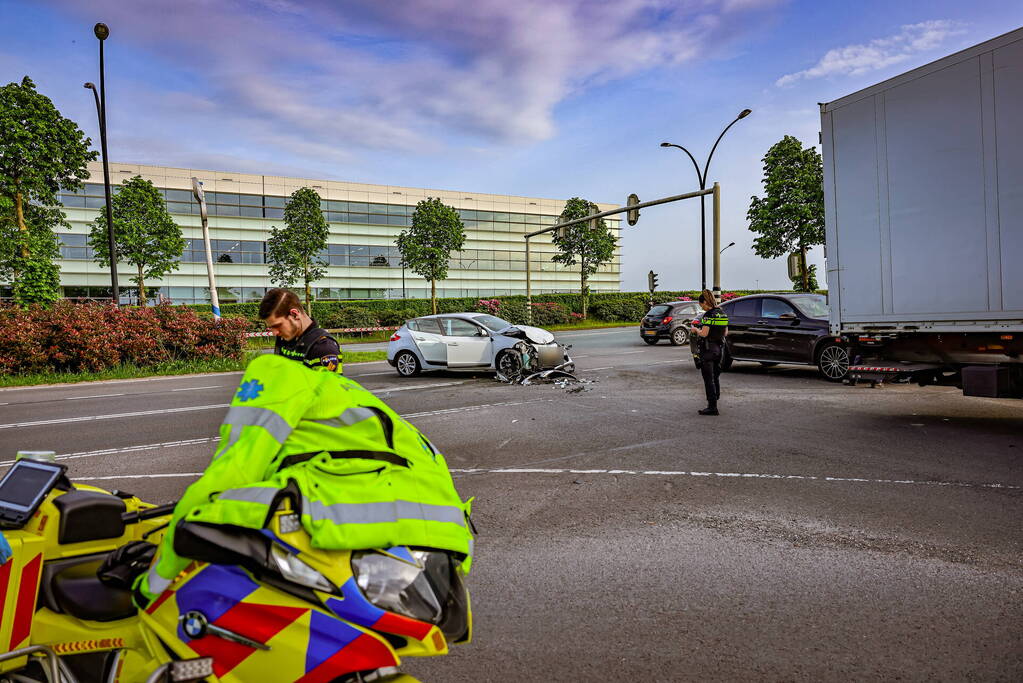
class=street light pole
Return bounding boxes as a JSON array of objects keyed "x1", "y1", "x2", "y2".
[
  {"x1": 85, "y1": 22, "x2": 118, "y2": 304},
  {"x1": 661, "y1": 108, "x2": 751, "y2": 293}
]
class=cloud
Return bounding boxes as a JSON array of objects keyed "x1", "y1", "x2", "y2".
[
  {"x1": 776, "y1": 20, "x2": 966, "y2": 87},
  {"x1": 37, "y1": 0, "x2": 779, "y2": 167}
]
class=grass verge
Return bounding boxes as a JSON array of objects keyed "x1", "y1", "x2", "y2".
[
  {"x1": 246, "y1": 321, "x2": 632, "y2": 349},
  {"x1": 0, "y1": 350, "x2": 389, "y2": 388}
]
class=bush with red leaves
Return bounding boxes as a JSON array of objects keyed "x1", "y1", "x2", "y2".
[{"x1": 0, "y1": 302, "x2": 249, "y2": 375}]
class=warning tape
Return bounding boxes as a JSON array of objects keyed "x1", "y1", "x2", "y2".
[{"x1": 245, "y1": 325, "x2": 399, "y2": 338}]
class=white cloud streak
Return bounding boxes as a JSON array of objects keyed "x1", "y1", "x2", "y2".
[
  {"x1": 38, "y1": 0, "x2": 778, "y2": 167},
  {"x1": 776, "y1": 20, "x2": 966, "y2": 87}
]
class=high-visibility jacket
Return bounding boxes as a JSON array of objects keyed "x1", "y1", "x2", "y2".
[{"x1": 140, "y1": 354, "x2": 473, "y2": 600}]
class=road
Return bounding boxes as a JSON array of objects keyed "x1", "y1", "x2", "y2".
[{"x1": 2, "y1": 326, "x2": 1021, "y2": 680}]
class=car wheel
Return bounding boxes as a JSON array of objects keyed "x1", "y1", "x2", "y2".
[
  {"x1": 719, "y1": 346, "x2": 733, "y2": 371},
  {"x1": 496, "y1": 349, "x2": 522, "y2": 377},
  {"x1": 642, "y1": 337, "x2": 659, "y2": 345},
  {"x1": 817, "y1": 343, "x2": 850, "y2": 382},
  {"x1": 395, "y1": 350, "x2": 421, "y2": 377},
  {"x1": 670, "y1": 327, "x2": 689, "y2": 346}
]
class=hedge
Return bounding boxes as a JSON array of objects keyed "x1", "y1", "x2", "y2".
[
  {"x1": 0, "y1": 301, "x2": 249, "y2": 375},
  {"x1": 184, "y1": 290, "x2": 828, "y2": 329}
]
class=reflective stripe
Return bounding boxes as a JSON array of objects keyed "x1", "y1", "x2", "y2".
[
  {"x1": 308, "y1": 499, "x2": 467, "y2": 527},
  {"x1": 214, "y1": 424, "x2": 244, "y2": 460},
  {"x1": 146, "y1": 566, "x2": 173, "y2": 595},
  {"x1": 218, "y1": 487, "x2": 279, "y2": 505},
  {"x1": 222, "y1": 406, "x2": 293, "y2": 443},
  {"x1": 311, "y1": 406, "x2": 379, "y2": 430}
]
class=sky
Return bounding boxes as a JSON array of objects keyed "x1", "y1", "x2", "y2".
[{"x1": 2, "y1": 0, "x2": 1021, "y2": 292}]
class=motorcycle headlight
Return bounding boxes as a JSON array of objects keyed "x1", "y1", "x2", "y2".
[
  {"x1": 351, "y1": 549, "x2": 442, "y2": 624},
  {"x1": 352, "y1": 549, "x2": 471, "y2": 642},
  {"x1": 270, "y1": 544, "x2": 335, "y2": 593}
]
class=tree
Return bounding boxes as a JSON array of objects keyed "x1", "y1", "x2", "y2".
[
  {"x1": 550, "y1": 197, "x2": 617, "y2": 319},
  {"x1": 746, "y1": 135, "x2": 824, "y2": 292},
  {"x1": 266, "y1": 187, "x2": 329, "y2": 311},
  {"x1": 0, "y1": 76, "x2": 96, "y2": 306},
  {"x1": 88, "y1": 175, "x2": 186, "y2": 306},
  {"x1": 790, "y1": 264, "x2": 819, "y2": 291},
  {"x1": 396, "y1": 198, "x2": 465, "y2": 315}
]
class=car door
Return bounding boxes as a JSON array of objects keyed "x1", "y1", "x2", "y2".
[
  {"x1": 759, "y1": 298, "x2": 813, "y2": 363},
  {"x1": 439, "y1": 317, "x2": 493, "y2": 367},
  {"x1": 408, "y1": 318, "x2": 447, "y2": 365},
  {"x1": 723, "y1": 297, "x2": 761, "y2": 358}
]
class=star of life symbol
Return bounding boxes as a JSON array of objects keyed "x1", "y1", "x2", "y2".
[{"x1": 236, "y1": 379, "x2": 264, "y2": 402}]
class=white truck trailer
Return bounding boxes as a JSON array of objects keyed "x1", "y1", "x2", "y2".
[{"x1": 820, "y1": 27, "x2": 1023, "y2": 398}]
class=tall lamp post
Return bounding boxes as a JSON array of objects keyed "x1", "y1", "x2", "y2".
[
  {"x1": 720, "y1": 241, "x2": 736, "y2": 254},
  {"x1": 661, "y1": 108, "x2": 751, "y2": 299},
  {"x1": 83, "y1": 22, "x2": 118, "y2": 304}
]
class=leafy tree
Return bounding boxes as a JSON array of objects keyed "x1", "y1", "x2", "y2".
[
  {"x1": 746, "y1": 135, "x2": 824, "y2": 292},
  {"x1": 266, "y1": 187, "x2": 329, "y2": 311},
  {"x1": 0, "y1": 76, "x2": 96, "y2": 306},
  {"x1": 88, "y1": 175, "x2": 186, "y2": 306},
  {"x1": 790, "y1": 263, "x2": 819, "y2": 291},
  {"x1": 396, "y1": 198, "x2": 465, "y2": 315},
  {"x1": 550, "y1": 197, "x2": 617, "y2": 319}
]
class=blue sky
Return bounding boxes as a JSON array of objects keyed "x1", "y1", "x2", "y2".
[{"x1": 2, "y1": 0, "x2": 1021, "y2": 291}]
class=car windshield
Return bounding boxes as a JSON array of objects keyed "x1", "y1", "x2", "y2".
[
  {"x1": 472, "y1": 314, "x2": 513, "y2": 332},
  {"x1": 646, "y1": 305, "x2": 671, "y2": 317},
  {"x1": 788, "y1": 295, "x2": 829, "y2": 319}
]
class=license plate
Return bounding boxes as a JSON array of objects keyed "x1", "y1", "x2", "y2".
[{"x1": 643, "y1": 330, "x2": 656, "y2": 335}]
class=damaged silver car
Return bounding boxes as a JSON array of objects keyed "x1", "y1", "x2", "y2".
[{"x1": 387, "y1": 313, "x2": 574, "y2": 379}]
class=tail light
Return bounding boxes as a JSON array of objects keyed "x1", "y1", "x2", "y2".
[
  {"x1": 390, "y1": 333, "x2": 401, "y2": 341},
  {"x1": 662, "y1": 316, "x2": 673, "y2": 324}
]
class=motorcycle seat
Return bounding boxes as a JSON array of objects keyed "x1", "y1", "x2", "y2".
[{"x1": 51, "y1": 572, "x2": 136, "y2": 622}]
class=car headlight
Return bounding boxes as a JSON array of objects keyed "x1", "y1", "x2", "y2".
[
  {"x1": 270, "y1": 544, "x2": 336, "y2": 593},
  {"x1": 351, "y1": 549, "x2": 443, "y2": 624}
]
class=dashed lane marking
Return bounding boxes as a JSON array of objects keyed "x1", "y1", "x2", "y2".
[
  {"x1": 450, "y1": 467, "x2": 1021, "y2": 491},
  {"x1": 579, "y1": 366, "x2": 614, "y2": 372},
  {"x1": 65, "y1": 393, "x2": 125, "y2": 400},
  {"x1": 171, "y1": 385, "x2": 224, "y2": 392},
  {"x1": 66, "y1": 466, "x2": 1020, "y2": 492}
]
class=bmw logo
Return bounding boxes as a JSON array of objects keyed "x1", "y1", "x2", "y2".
[{"x1": 181, "y1": 611, "x2": 209, "y2": 639}]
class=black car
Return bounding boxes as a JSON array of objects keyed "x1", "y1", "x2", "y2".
[
  {"x1": 640, "y1": 300, "x2": 702, "y2": 345},
  {"x1": 690, "y1": 293, "x2": 850, "y2": 381}
]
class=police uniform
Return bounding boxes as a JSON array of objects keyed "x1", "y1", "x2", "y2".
[
  {"x1": 138, "y1": 354, "x2": 474, "y2": 602},
  {"x1": 275, "y1": 319, "x2": 343, "y2": 373},
  {"x1": 698, "y1": 306, "x2": 729, "y2": 410}
]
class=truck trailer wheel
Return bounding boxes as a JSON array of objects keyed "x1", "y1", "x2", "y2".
[{"x1": 817, "y1": 343, "x2": 850, "y2": 382}]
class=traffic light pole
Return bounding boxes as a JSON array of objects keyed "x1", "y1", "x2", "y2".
[{"x1": 524, "y1": 186, "x2": 717, "y2": 322}]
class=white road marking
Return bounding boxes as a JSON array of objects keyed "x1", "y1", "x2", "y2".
[
  {"x1": 555, "y1": 329, "x2": 630, "y2": 338},
  {"x1": 376, "y1": 381, "x2": 465, "y2": 393},
  {"x1": 172, "y1": 385, "x2": 223, "y2": 392},
  {"x1": 449, "y1": 467, "x2": 1020, "y2": 490},
  {"x1": 0, "y1": 403, "x2": 231, "y2": 429},
  {"x1": 619, "y1": 351, "x2": 646, "y2": 355},
  {"x1": 579, "y1": 366, "x2": 614, "y2": 372},
  {"x1": 65, "y1": 393, "x2": 125, "y2": 400},
  {"x1": 350, "y1": 370, "x2": 396, "y2": 376},
  {"x1": 402, "y1": 399, "x2": 550, "y2": 419},
  {"x1": 78, "y1": 473, "x2": 204, "y2": 481},
  {"x1": 0, "y1": 372, "x2": 245, "y2": 392}
]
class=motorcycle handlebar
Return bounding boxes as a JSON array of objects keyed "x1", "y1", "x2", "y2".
[{"x1": 121, "y1": 502, "x2": 177, "y2": 524}]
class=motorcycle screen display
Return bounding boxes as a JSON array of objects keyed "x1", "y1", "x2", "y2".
[{"x1": 0, "y1": 459, "x2": 65, "y2": 528}]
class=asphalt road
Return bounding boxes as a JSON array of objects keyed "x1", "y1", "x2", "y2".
[{"x1": 2, "y1": 326, "x2": 1021, "y2": 681}]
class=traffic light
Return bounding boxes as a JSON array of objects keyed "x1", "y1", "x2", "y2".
[
  {"x1": 648, "y1": 270, "x2": 658, "y2": 293},
  {"x1": 626, "y1": 193, "x2": 640, "y2": 226}
]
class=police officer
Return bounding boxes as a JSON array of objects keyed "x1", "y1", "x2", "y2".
[
  {"x1": 259, "y1": 288, "x2": 343, "y2": 373},
  {"x1": 691, "y1": 289, "x2": 728, "y2": 415},
  {"x1": 136, "y1": 353, "x2": 475, "y2": 604}
]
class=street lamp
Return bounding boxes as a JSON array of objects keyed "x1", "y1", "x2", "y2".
[
  {"x1": 661, "y1": 108, "x2": 751, "y2": 294},
  {"x1": 720, "y1": 241, "x2": 736, "y2": 254},
  {"x1": 84, "y1": 22, "x2": 118, "y2": 304}
]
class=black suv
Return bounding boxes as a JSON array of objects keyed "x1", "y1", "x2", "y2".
[
  {"x1": 640, "y1": 300, "x2": 702, "y2": 345},
  {"x1": 690, "y1": 293, "x2": 850, "y2": 381}
]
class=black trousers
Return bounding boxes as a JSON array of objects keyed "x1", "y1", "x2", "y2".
[{"x1": 700, "y1": 346, "x2": 722, "y2": 406}]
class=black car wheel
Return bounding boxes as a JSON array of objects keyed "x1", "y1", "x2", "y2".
[
  {"x1": 642, "y1": 337, "x2": 659, "y2": 345},
  {"x1": 496, "y1": 349, "x2": 522, "y2": 377},
  {"x1": 670, "y1": 327, "x2": 689, "y2": 346},
  {"x1": 817, "y1": 343, "x2": 850, "y2": 382},
  {"x1": 395, "y1": 350, "x2": 421, "y2": 377}
]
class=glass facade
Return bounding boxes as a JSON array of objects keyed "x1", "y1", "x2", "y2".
[{"x1": 37, "y1": 169, "x2": 621, "y2": 305}]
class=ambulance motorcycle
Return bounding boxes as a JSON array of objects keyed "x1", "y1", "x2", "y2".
[{"x1": 0, "y1": 455, "x2": 471, "y2": 683}]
